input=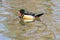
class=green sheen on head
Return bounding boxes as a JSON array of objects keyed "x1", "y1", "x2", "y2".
[{"x1": 19, "y1": 9, "x2": 26, "y2": 14}]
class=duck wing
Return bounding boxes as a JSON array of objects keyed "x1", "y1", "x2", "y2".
[{"x1": 24, "y1": 12, "x2": 35, "y2": 16}]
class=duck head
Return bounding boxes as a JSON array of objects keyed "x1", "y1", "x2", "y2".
[
  {"x1": 19, "y1": 9, "x2": 25, "y2": 13},
  {"x1": 18, "y1": 9, "x2": 26, "y2": 17}
]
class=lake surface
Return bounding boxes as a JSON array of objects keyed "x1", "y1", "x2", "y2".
[{"x1": 0, "y1": 0, "x2": 60, "y2": 40}]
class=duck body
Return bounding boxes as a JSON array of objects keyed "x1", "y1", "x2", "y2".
[{"x1": 18, "y1": 9, "x2": 44, "y2": 22}]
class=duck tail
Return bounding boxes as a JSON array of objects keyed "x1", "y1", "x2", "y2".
[{"x1": 35, "y1": 13, "x2": 44, "y2": 17}]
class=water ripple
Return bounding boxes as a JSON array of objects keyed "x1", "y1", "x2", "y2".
[
  {"x1": 1, "y1": 12, "x2": 11, "y2": 14},
  {"x1": 0, "y1": 23, "x2": 8, "y2": 31},
  {"x1": 0, "y1": 34, "x2": 11, "y2": 40},
  {"x1": 0, "y1": 8, "x2": 6, "y2": 11},
  {"x1": 0, "y1": 17, "x2": 7, "y2": 21},
  {"x1": 53, "y1": 12, "x2": 60, "y2": 14}
]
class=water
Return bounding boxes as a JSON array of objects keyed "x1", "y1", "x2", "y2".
[{"x1": 0, "y1": 0, "x2": 60, "y2": 40}]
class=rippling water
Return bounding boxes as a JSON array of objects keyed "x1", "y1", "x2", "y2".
[{"x1": 0, "y1": 0, "x2": 60, "y2": 40}]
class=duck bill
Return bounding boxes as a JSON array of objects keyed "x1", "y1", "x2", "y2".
[{"x1": 18, "y1": 11, "x2": 23, "y2": 18}]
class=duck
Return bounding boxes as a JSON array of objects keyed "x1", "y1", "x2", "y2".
[{"x1": 18, "y1": 9, "x2": 44, "y2": 22}]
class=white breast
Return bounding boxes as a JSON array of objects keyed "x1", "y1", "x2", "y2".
[{"x1": 23, "y1": 15, "x2": 35, "y2": 22}]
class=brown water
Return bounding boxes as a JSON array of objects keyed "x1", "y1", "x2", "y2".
[{"x1": 0, "y1": 0, "x2": 60, "y2": 40}]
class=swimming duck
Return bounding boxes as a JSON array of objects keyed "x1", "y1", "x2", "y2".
[{"x1": 18, "y1": 9, "x2": 44, "y2": 22}]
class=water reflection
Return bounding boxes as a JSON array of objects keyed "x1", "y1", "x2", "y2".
[
  {"x1": 1, "y1": 12, "x2": 11, "y2": 14},
  {"x1": 0, "y1": 23, "x2": 6, "y2": 31},
  {"x1": 0, "y1": 8, "x2": 6, "y2": 11},
  {"x1": 0, "y1": 34, "x2": 11, "y2": 40},
  {"x1": 0, "y1": 23, "x2": 11, "y2": 40},
  {"x1": 0, "y1": 17, "x2": 7, "y2": 21},
  {"x1": 53, "y1": 12, "x2": 60, "y2": 14}
]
